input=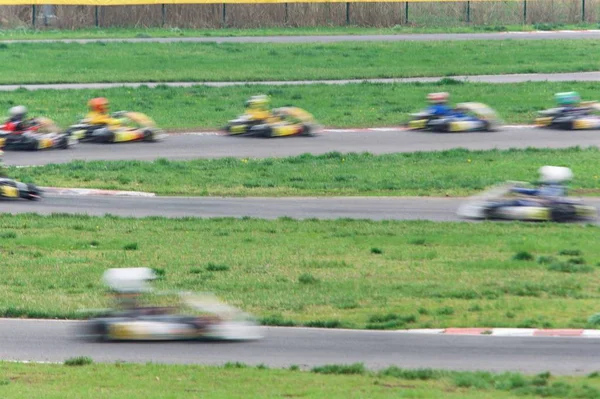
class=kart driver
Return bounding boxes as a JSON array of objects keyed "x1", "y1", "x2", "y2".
[
  {"x1": 2, "y1": 106, "x2": 33, "y2": 134},
  {"x1": 86, "y1": 97, "x2": 122, "y2": 127},
  {"x1": 511, "y1": 166, "x2": 570, "y2": 199},
  {"x1": 245, "y1": 95, "x2": 274, "y2": 122},
  {"x1": 425, "y1": 92, "x2": 452, "y2": 117}
]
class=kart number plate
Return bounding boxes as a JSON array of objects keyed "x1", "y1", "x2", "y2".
[{"x1": 1, "y1": 186, "x2": 18, "y2": 198}]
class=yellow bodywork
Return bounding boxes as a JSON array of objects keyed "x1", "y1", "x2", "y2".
[
  {"x1": 271, "y1": 124, "x2": 303, "y2": 137},
  {"x1": 1, "y1": 185, "x2": 18, "y2": 198},
  {"x1": 527, "y1": 207, "x2": 551, "y2": 221},
  {"x1": 535, "y1": 117, "x2": 553, "y2": 127},
  {"x1": 114, "y1": 129, "x2": 144, "y2": 143},
  {"x1": 409, "y1": 119, "x2": 427, "y2": 129},
  {"x1": 37, "y1": 138, "x2": 54, "y2": 150}
]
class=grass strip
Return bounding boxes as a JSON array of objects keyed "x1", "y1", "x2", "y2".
[
  {"x1": 9, "y1": 148, "x2": 600, "y2": 197},
  {"x1": 0, "y1": 40, "x2": 599, "y2": 84},
  {"x1": 2, "y1": 81, "x2": 600, "y2": 130},
  {"x1": 1, "y1": 23, "x2": 598, "y2": 40},
  {"x1": 3, "y1": 361, "x2": 600, "y2": 399},
  {"x1": 1, "y1": 214, "x2": 600, "y2": 329}
]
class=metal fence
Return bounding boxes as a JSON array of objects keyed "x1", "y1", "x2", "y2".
[{"x1": 0, "y1": 1, "x2": 598, "y2": 29}]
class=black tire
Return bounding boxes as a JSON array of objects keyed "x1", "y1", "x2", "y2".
[
  {"x1": 550, "y1": 204, "x2": 576, "y2": 222},
  {"x1": 301, "y1": 125, "x2": 314, "y2": 137}
]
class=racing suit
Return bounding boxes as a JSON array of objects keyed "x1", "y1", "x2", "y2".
[
  {"x1": 426, "y1": 104, "x2": 452, "y2": 117},
  {"x1": 490, "y1": 183, "x2": 567, "y2": 209},
  {"x1": 2, "y1": 118, "x2": 31, "y2": 134},
  {"x1": 85, "y1": 111, "x2": 122, "y2": 127}
]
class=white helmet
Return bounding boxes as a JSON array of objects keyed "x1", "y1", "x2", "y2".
[
  {"x1": 9, "y1": 105, "x2": 27, "y2": 118},
  {"x1": 538, "y1": 166, "x2": 573, "y2": 184}
]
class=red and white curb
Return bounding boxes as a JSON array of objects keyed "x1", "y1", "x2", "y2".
[
  {"x1": 396, "y1": 328, "x2": 600, "y2": 338},
  {"x1": 41, "y1": 187, "x2": 155, "y2": 197}
]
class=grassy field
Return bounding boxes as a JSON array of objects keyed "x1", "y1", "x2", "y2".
[
  {"x1": 1, "y1": 24, "x2": 598, "y2": 40},
  {"x1": 10, "y1": 148, "x2": 600, "y2": 197},
  {"x1": 3, "y1": 81, "x2": 600, "y2": 130},
  {"x1": 3, "y1": 361, "x2": 600, "y2": 398},
  {"x1": 1, "y1": 40, "x2": 599, "y2": 84},
  {"x1": 2, "y1": 214, "x2": 600, "y2": 329}
]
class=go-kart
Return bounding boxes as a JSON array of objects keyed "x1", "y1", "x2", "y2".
[
  {"x1": 408, "y1": 102, "x2": 499, "y2": 132},
  {"x1": 0, "y1": 177, "x2": 42, "y2": 200},
  {"x1": 457, "y1": 182, "x2": 596, "y2": 222},
  {"x1": 225, "y1": 107, "x2": 319, "y2": 138},
  {"x1": 0, "y1": 118, "x2": 75, "y2": 151},
  {"x1": 535, "y1": 102, "x2": 600, "y2": 130},
  {"x1": 78, "y1": 268, "x2": 263, "y2": 342},
  {"x1": 66, "y1": 112, "x2": 165, "y2": 143}
]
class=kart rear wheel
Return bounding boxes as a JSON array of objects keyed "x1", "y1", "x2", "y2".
[
  {"x1": 550, "y1": 204, "x2": 576, "y2": 222},
  {"x1": 301, "y1": 126, "x2": 314, "y2": 137}
]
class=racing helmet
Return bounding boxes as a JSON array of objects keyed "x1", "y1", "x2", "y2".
[
  {"x1": 554, "y1": 92, "x2": 580, "y2": 106},
  {"x1": 88, "y1": 97, "x2": 109, "y2": 113},
  {"x1": 9, "y1": 105, "x2": 27, "y2": 120},
  {"x1": 427, "y1": 92, "x2": 449, "y2": 104},
  {"x1": 538, "y1": 165, "x2": 573, "y2": 184},
  {"x1": 245, "y1": 95, "x2": 270, "y2": 111}
]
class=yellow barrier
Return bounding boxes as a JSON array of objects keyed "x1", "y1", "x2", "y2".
[{"x1": 0, "y1": 0, "x2": 529, "y2": 4}]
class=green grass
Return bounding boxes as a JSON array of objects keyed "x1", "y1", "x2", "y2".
[
  {"x1": 2, "y1": 214, "x2": 600, "y2": 329},
  {"x1": 10, "y1": 148, "x2": 600, "y2": 197},
  {"x1": 3, "y1": 81, "x2": 600, "y2": 130},
  {"x1": 1, "y1": 40, "x2": 599, "y2": 84},
  {"x1": 1, "y1": 24, "x2": 599, "y2": 40},
  {"x1": 5, "y1": 362, "x2": 600, "y2": 399}
]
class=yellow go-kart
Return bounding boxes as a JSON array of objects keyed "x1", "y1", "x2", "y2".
[
  {"x1": 66, "y1": 112, "x2": 165, "y2": 143},
  {"x1": 225, "y1": 107, "x2": 319, "y2": 138}
]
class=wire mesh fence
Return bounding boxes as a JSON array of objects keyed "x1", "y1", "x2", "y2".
[{"x1": 0, "y1": 1, "x2": 598, "y2": 29}]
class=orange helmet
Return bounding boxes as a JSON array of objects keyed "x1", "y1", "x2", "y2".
[{"x1": 88, "y1": 97, "x2": 109, "y2": 113}]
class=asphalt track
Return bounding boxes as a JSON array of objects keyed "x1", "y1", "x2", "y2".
[
  {"x1": 3, "y1": 319, "x2": 600, "y2": 374},
  {"x1": 3, "y1": 71, "x2": 599, "y2": 91},
  {"x1": 1, "y1": 195, "x2": 464, "y2": 220},
  {"x1": 3, "y1": 30, "x2": 600, "y2": 44},
  {"x1": 4, "y1": 195, "x2": 600, "y2": 222},
  {"x1": 4, "y1": 127, "x2": 600, "y2": 166}
]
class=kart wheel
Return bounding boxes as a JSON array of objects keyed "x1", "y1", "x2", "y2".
[
  {"x1": 24, "y1": 184, "x2": 42, "y2": 201},
  {"x1": 550, "y1": 204, "x2": 576, "y2": 222},
  {"x1": 301, "y1": 126, "x2": 314, "y2": 137}
]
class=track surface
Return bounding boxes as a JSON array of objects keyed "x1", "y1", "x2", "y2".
[
  {"x1": 2, "y1": 71, "x2": 599, "y2": 91},
  {"x1": 4, "y1": 128, "x2": 600, "y2": 166},
  {"x1": 4, "y1": 195, "x2": 600, "y2": 222},
  {"x1": 3, "y1": 31, "x2": 600, "y2": 44},
  {"x1": 2, "y1": 319, "x2": 600, "y2": 374},
  {"x1": 1, "y1": 195, "x2": 463, "y2": 220}
]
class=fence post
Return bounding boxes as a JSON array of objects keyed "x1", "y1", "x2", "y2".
[
  {"x1": 95, "y1": 6, "x2": 99, "y2": 27},
  {"x1": 162, "y1": 4, "x2": 166, "y2": 26},
  {"x1": 466, "y1": 1, "x2": 470, "y2": 23},
  {"x1": 405, "y1": 2, "x2": 409, "y2": 24},
  {"x1": 582, "y1": 0, "x2": 585, "y2": 22},
  {"x1": 523, "y1": 1, "x2": 527, "y2": 24},
  {"x1": 346, "y1": 3, "x2": 350, "y2": 25},
  {"x1": 222, "y1": 4, "x2": 227, "y2": 27},
  {"x1": 32, "y1": 5, "x2": 36, "y2": 28},
  {"x1": 284, "y1": 3, "x2": 288, "y2": 25}
]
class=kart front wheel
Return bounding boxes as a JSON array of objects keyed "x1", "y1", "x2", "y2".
[{"x1": 550, "y1": 204, "x2": 576, "y2": 222}]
